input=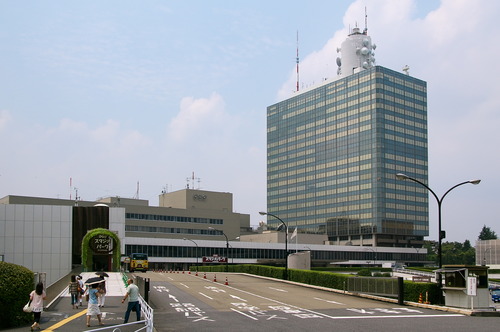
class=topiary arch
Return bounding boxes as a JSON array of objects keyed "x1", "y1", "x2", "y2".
[{"x1": 81, "y1": 228, "x2": 121, "y2": 272}]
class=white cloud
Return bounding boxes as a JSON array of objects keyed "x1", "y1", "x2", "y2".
[{"x1": 168, "y1": 92, "x2": 227, "y2": 142}]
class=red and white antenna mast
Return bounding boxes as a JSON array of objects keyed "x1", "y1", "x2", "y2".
[{"x1": 296, "y1": 30, "x2": 299, "y2": 92}]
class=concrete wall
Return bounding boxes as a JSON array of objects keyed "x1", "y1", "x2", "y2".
[
  {"x1": 288, "y1": 251, "x2": 311, "y2": 270},
  {"x1": 0, "y1": 204, "x2": 72, "y2": 287}
]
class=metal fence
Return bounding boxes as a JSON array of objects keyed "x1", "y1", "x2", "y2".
[
  {"x1": 346, "y1": 276, "x2": 399, "y2": 297},
  {"x1": 86, "y1": 294, "x2": 153, "y2": 332}
]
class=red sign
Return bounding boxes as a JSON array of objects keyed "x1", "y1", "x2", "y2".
[{"x1": 203, "y1": 256, "x2": 227, "y2": 263}]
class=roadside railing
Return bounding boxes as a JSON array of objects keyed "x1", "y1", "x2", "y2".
[
  {"x1": 86, "y1": 294, "x2": 153, "y2": 332},
  {"x1": 346, "y1": 276, "x2": 399, "y2": 297},
  {"x1": 393, "y1": 268, "x2": 435, "y2": 277}
]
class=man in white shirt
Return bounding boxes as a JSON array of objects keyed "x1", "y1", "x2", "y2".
[{"x1": 121, "y1": 278, "x2": 141, "y2": 323}]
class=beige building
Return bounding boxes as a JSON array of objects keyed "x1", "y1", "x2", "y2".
[
  {"x1": 240, "y1": 231, "x2": 328, "y2": 245},
  {"x1": 476, "y1": 239, "x2": 500, "y2": 269}
]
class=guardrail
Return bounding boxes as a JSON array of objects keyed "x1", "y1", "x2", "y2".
[
  {"x1": 393, "y1": 268, "x2": 435, "y2": 277},
  {"x1": 86, "y1": 294, "x2": 153, "y2": 332},
  {"x1": 346, "y1": 276, "x2": 399, "y2": 297}
]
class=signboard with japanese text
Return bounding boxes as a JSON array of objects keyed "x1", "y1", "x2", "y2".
[
  {"x1": 90, "y1": 234, "x2": 114, "y2": 254},
  {"x1": 203, "y1": 256, "x2": 227, "y2": 263},
  {"x1": 467, "y1": 276, "x2": 477, "y2": 296}
]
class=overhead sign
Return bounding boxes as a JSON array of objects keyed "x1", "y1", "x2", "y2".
[{"x1": 203, "y1": 256, "x2": 227, "y2": 263}]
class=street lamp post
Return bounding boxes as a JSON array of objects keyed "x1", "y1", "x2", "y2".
[
  {"x1": 208, "y1": 227, "x2": 229, "y2": 272},
  {"x1": 183, "y1": 238, "x2": 199, "y2": 271},
  {"x1": 365, "y1": 248, "x2": 377, "y2": 266},
  {"x1": 482, "y1": 247, "x2": 492, "y2": 266},
  {"x1": 396, "y1": 173, "x2": 480, "y2": 296},
  {"x1": 259, "y1": 211, "x2": 288, "y2": 280}
]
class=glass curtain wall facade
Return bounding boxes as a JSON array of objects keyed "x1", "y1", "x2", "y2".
[{"x1": 266, "y1": 66, "x2": 428, "y2": 247}]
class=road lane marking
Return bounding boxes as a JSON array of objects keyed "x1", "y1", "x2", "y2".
[
  {"x1": 230, "y1": 294, "x2": 247, "y2": 302},
  {"x1": 269, "y1": 287, "x2": 287, "y2": 292},
  {"x1": 177, "y1": 273, "x2": 466, "y2": 321},
  {"x1": 153, "y1": 285, "x2": 169, "y2": 293},
  {"x1": 231, "y1": 308, "x2": 259, "y2": 320},
  {"x1": 179, "y1": 283, "x2": 189, "y2": 288},
  {"x1": 214, "y1": 281, "x2": 465, "y2": 321},
  {"x1": 199, "y1": 292, "x2": 213, "y2": 300},
  {"x1": 323, "y1": 314, "x2": 465, "y2": 320},
  {"x1": 41, "y1": 309, "x2": 87, "y2": 331},
  {"x1": 314, "y1": 297, "x2": 345, "y2": 305}
]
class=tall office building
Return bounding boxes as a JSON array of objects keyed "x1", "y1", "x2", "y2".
[{"x1": 266, "y1": 26, "x2": 428, "y2": 247}]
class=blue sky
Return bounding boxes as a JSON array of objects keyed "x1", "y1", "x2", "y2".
[{"x1": 1, "y1": 0, "x2": 498, "y2": 243}]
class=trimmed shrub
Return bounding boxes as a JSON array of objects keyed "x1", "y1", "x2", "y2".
[
  {"x1": 0, "y1": 262, "x2": 34, "y2": 328},
  {"x1": 404, "y1": 280, "x2": 440, "y2": 303},
  {"x1": 357, "y1": 269, "x2": 373, "y2": 277}
]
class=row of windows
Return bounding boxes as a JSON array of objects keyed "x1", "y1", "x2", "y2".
[
  {"x1": 124, "y1": 244, "x2": 425, "y2": 262},
  {"x1": 126, "y1": 225, "x2": 224, "y2": 235},
  {"x1": 270, "y1": 93, "x2": 425, "y2": 131},
  {"x1": 126, "y1": 213, "x2": 223, "y2": 225}
]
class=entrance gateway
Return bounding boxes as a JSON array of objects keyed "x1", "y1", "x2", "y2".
[{"x1": 81, "y1": 228, "x2": 121, "y2": 271}]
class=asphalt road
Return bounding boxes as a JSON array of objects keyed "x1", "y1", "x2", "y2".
[{"x1": 146, "y1": 271, "x2": 499, "y2": 332}]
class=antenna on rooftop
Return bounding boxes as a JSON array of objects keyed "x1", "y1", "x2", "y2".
[
  {"x1": 296, "y1": 30, "x2": 300, "y2": 92},
  {"x1": 186, "y1": 172, "x2": 201, "y2": 189},
  {"x1": 364, "y1": 6, "x2": 368, "y2": 34},
  {"x1": 133, "y1": 181, "x2": 140, "y2": 199}
]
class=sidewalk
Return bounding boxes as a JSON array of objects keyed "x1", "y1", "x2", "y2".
[{"x1": 5, "y1": 272, "x2": 146, "y2": 332}]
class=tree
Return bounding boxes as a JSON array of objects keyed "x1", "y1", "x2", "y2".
[
  {"x1": 423, "y1": 240, "x2": 475, "y2": 266},
  {"x1": 478, "y1": 225, "x2": 498, "y2": 240}
]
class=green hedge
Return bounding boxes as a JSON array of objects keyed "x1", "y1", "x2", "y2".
[
  {"x1": 0, "y1": 262, "x2": 34, "y2": 328},
  {"x1": 404, "y1": 281, "x2": 440, "y2": 303},
  {"x1": 312, "y1": 267, "x2": 392, "y2": 273},
  {"x1": 193, "y1": 264, "x2": 439, "y2": 303}
]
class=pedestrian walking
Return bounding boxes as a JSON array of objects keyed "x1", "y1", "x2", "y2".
[
  {"x1": 77, "y1": 275, "x2": 85, "y2": 306},
  {"x1": 86, "y1": 283, "x2": 104, "y2": 327},
  {"x1": 121, "y1": 278, "x2": 141, "y2": 323},
  {"x1": 29, "y1": 282, "x2": 46, "y2": 331},
  {"x1": 97, "y1": 277, "x2": 106, "y2": 307},
  {"x1": 68, "y1": 275, "x2": 79, "y2": 309}
]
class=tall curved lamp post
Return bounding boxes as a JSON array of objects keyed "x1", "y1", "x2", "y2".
[
  {"x1": 183, "y1": 238, "x2": 199, "y2": 271},
  {"x1": 208, "y1": 227, "x2": 229, "y2": 272},
  {"x1": 482, "y1": 247, "x2": 492, "y2": 266},
  {"x1": 259, "y1": 211, "x2": 288, "y2": 280},
  {"x1": 396, "y1": 173, "x2": 480, "y2": 296},
  {"x1": 365, "y1": 247, "x2": 377, "y2": 266}
]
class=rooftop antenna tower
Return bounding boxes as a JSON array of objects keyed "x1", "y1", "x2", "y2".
[
  {"x1": 186, "y1": 172, "x2": 201, "y2": 189},
  {"x1": 133, "y1": 181, "x2": 140, "y2": 199},
  {"x1": 364, "y1": 6, "x2": 368, "y2": 34},
  {"x1": 296, "y1": 30, "x2": 300, "y2": 92}
]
